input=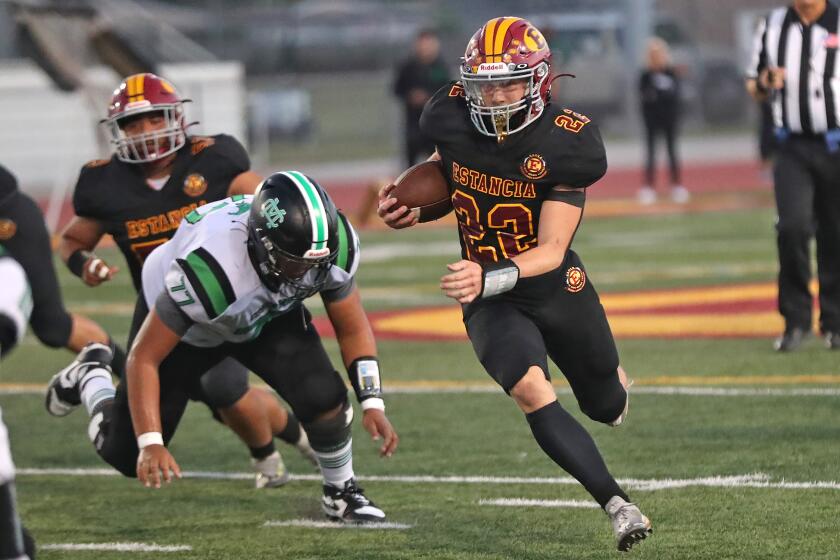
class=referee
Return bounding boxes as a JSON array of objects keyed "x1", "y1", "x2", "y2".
[{"x1": 746, "y1": 0, "x2": 840, "y2": 351}]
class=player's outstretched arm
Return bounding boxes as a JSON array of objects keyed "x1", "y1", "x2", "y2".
[
  {"x1": 324, "y1": 288, "x2": 398, "y2": 457},
  {"x1": 126, "y1": 309, "x2": 183, "y2": 488},
  {"x1": 60, "y1": 217, "x2": 119, "y2": 286}
]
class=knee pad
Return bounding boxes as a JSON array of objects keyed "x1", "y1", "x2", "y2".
[
  {"x1": 199, "y1": 360, "x2": 249, "y2": 410},
  {"x1": 30, "y1": 310, "x2": 72, "y2": 348},
  {"x1": 579, "y1": 386, "x2": 627, "y2": 425},
  {"x1": 288, "y1": 371, "x2": 348, "y2": 424},
  {"x1": 302, "y1": 399, "x2": 353, "y2": 451}
]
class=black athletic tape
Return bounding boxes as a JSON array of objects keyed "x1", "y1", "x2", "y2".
[{"x1": 68, "y1": 249, "x2": 93, "y2": 278}]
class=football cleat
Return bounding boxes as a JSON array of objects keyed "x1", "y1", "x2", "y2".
[
  {"x1": 605, "y1": 496, "x2": 652, "y2": 552},
  {"x1": 322, "y1": 478, "x2": 385, "y2": 523},
  {"x1": 773, "y1": 327, "x2": 810, "y2": 352},
  {"x1": 252, "y1": 450, "x2": 290, "y2": 489},
  {"x1": 46, "y1": 342, "x2": 113, "y2": 417}
]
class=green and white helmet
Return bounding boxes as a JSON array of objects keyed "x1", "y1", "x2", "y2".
[{"x1": 247, "y1": 171, "x2": 340, "y2": 296}]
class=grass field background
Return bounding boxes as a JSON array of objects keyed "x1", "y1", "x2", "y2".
[{"x1": 2, "y1": 199, "x2": 839, "y2": 558}]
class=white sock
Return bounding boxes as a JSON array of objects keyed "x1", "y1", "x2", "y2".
[
  {"x1": 316, "y1": 438, "x2": 355, "y2": 487},
  {"x1": 79, "y1": 368, "x2": 115, "y2": 417}
]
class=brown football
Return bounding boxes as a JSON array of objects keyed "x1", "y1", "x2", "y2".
[{"x1": 389, "y1": 160, "x2": 452, "y2": 222}]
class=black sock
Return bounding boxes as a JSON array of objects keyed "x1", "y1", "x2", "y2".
[
  {"x1": 249, "y1": 440, "x2": 276, "y2": 460},
  {"x1": 526, "y1": 400, "x2": 629, "y2": 508},
  {"x1": 0, "y1": 482, "x2": 26, "y2": 559},
  {"x1": 108, "y1": 337, "x2": 127, "y2": 379},
  {"x1": 275, "y1": 412, "x2": 302, "y2": 445}
]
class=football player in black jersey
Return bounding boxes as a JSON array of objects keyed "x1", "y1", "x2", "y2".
[
  {"x1": 0, "y1": 163, "x2": 118, "y2": 360},
  {"x1": 56, "y1": 73, "x2": 315, "y2": 487},
  {"x1": 378, "y1": 18, "x2": 652, "y2": 551}
]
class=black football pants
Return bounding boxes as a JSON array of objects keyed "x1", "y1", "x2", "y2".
[{"x1": 773, "y1": 136, "x2": 840, "y2": 333}]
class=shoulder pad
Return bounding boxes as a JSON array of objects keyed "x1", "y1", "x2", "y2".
[
  {"x1": 84, "y1": 159, "x2": 110, "y2": 168},
  {"x1": 553, "y1": 108, "x2": 593, "y2": 135},
  {"x1": 190, "y1": 136, "x2": 216, "y2": 156}
]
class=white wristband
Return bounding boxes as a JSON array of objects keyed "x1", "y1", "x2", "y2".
[
  {"x1": 360, "y1": 398, "x2": 385, "y2": 412},
  {"x1": 137, "y1": 432, "x2": 164, "y2": 449}
]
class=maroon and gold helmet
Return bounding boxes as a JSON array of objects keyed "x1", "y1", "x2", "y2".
[
  {"x1": 460, "y1": 17, "x2": 552, "y2": 140},
  {"x1": 102, "y1": 73, "x2": 189, "y2": 163}
]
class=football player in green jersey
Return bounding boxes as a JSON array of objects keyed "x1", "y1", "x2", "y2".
[{"x1": 49, "y1": 173, "x2": 397, "y2": 522}]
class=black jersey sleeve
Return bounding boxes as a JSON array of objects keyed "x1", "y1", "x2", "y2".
[
  {"x1": 419, "y1": 81, "x2": 469, "y2": 147},
  {"x1": 546, "y1": 118, "x2": 607, "y2": 189},
  {"x1": 71, "y1": 160, "x2": 111, "y2": 220},
  {"x1": 201, "y1": 134, "x2": 251, "y2": 174}
]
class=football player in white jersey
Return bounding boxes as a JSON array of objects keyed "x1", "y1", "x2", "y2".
[
  {"x1": 46, "y1": 172, "x2": 397, "y2": 522},
  {"x1": 0, "y1": 246, "x2": 36, "y2": 560}
]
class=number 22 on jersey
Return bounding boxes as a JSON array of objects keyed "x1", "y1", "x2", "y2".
[{"x1": 451, "y1": 191, "x2": 536, "y2": 262}]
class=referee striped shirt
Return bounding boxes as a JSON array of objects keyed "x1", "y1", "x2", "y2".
[{"x1": 747, "y1": 3, "x2": 840, "y2": 134}]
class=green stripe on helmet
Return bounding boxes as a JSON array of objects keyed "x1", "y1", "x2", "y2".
[
  {"x1": 287, "y1": 170, "x2": 327, "y2": 251},
  {"x1": 336, "y1": 214, "x2": 349, "y2": 271}
]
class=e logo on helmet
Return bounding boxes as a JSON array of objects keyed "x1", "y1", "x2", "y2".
[
  {"x1": 524, "y1": 27, "x2": 546, "y2": 51},
  {"x1": 261, "y1": 198, "x2": 287, "y2": 229}
]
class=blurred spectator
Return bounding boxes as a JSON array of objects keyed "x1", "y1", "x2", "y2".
[
  {"x1": 637, "y1": 37, "x2": 688, "y2": 205},
  {"x1": 393, "y1": 29, "x2": 450, "y2": 168}
]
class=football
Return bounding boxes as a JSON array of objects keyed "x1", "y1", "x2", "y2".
[{"x1": 389, "y1": 160, "x2": 452, "y2": 222}]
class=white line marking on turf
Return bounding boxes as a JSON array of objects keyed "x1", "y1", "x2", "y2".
[
  {"x1": 264, "y1": 519, "x2": 413, "y2": 530},
  {"x1": 17, "y1": 469, "x2": 840, "y2": 490},
  {"x1": 479, "y1": 498, "x2": 599, "y2": 509},
  {"x1": 41, "y1": 542, "x2": 191, "y2": 552}
]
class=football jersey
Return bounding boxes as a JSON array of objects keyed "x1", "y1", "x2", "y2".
[
  {"x1": 72, "y1": 134, "x2": 250, "y2": 291},
  {"x1": 142, "y1": 195, "x2": 361, "y2": 348},
  {"x1": 419, "y1": 82, "x2": 607, "y2": 263}
]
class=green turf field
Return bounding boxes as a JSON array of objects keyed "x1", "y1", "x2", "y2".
[{"x1": 2, "y1": 204, "x2": 839, "y2": 558}]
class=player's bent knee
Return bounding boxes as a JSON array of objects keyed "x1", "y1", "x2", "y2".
[
  {"x1": 97, "y1": 444, "x2": 138, "y2": 478},
  {"x1": 201, "y1": 377, "x2": 248, "y2": 410},
  {"x1": 289, "y1": 372, "x2": 347, "y2": 424},
  {"x1": 31, "y1": 319, "x2": 72, "y2": 348},
  {"x1": 580, "y1": 390, "x2": 626, "y2": 424},
  {"x1": 301, "y1": 398, "x2": 352, "y2": 451},
  {"x1": 510, "y1": 366, "x2": 555, "y2": 411}
]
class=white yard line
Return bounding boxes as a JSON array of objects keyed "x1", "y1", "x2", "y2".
[
  {"x1": 41, "y1": 542, "x2": 191, "y2": 552},
  {"x1": 14, "y1": 468, "x2": 840, "y2": 490},
  {"x1": 263, "y1": 519, "x2": 413, "y2": 530},
  {"x1": 479, "y1": 498, "x2": 600, "y2": 509}
]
